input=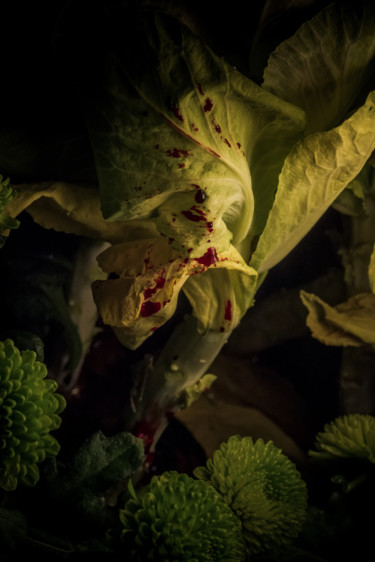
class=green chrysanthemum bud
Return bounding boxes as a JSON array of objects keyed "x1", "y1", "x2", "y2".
[
  {"x1": 0, "y1": 339, "x2": 66, "y2": 491},
  {"x1": 309, "y1": 414, "x2": 375, "y2": 463},
  {"x1": 194, "y1": 435, "x2": 308, "y2": 557},
  {"x1": 119, "y1": 470, "x2": 246, "y2": 561},
  {"x1": 0, "y1": 175, "x2": 19, "y2": 231}
]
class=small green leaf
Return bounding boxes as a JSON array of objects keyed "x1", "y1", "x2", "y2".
[
  {"x1": 368, "y1": 245, "x2": 375, "y2": 294},
  {"x1": 70, "y1": 431, "x2": 144, "y2": 490},
  {"x1": 300, "y1": 290, "x2": 375, "y2": 348}
]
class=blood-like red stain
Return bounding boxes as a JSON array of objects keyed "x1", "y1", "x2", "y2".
[
  {"x1": 166, "y1": 148, "x2": 191, "y2": 158},
  {"x1": 224, "y1": 300, "x2": 232, "y2": 321},
  {"x1": 206, "y1": 221, "x2": 214, "y2": 233},
  {"x1": 204, "y1": 98, "x2": 214, "y2": 112},
  {"x1": 212, "y1": 118, "x2": 221, "y2": 133},
  {"x1": 172, "y1": 105, "x2": 184, "y2": 122},
  {"x1": 197, "y1": 83, "x2": 205, "y2": 96},
  {"x1": 207, "y1": 147, "x2": 221, "y2": 158},
  {"x1": 196, "y1": 247, "x2": 218, "y2": 267},
  {"x1": 133, "y1": 420, "x2": 155, "y2": 447},
  {"x1": 195, "y1": 190, "x2": 206, "y2": 203},
  {"x1": 140, "y1": 301, "x2": 161, "y2": 317},
  {"x1": 144, "y1": 276, "x2": 166, "y2": 299},
  {"x1": 182, "y1": 209, "x2": 205, "y2": 222}
]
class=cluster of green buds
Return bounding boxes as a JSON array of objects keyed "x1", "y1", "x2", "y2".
[
  {"x1": 0, "y1": 339, "x2": 66, "y2": 491},
  {"x1": 309, "y1": 414, "x2": 375, "y2": 464},
  {"x1": 195, "y1": 435, "x2": 308, "y2": 558},
  {"x1": 120, "y1": 471, "x2": 245, "y2": 561},
  {"x1": 119, "y1": 435, "x2": 308, "y2": 559}
]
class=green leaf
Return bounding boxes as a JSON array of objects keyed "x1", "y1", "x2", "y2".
[
  {"x1": 84, "y1": 11, "x2": 306, "y2": 253},
  {"x1": 45, "y1": 431, "x2": 145, "y2": 531},
  {"x1": 183, "y1": 262, "x2": 257, "y2": 334},
  {"x1": 369, "y1": 245, "x2": 375, "y2": 293},
  {"x1": 300, "y1": 290, "x2": 375, "y2": 348},
  {"x1": 3, "y1": 181, "x2": 145, "y2": 244},
  {"x1": 78, "y1": 10, "x2": 305, "y2": 346},
  {"x1": 263, "y1": 2, "x2": 375, "y2": 134},
  {"x1": 182, "y1": 373, "x2": 217, "y2": 408},
  {"x1": 68, "y1": 430, "x2": 145, "y2": 490},
  {"x1": 250, "y1": 91, "x2": 375, "y2": 274}
]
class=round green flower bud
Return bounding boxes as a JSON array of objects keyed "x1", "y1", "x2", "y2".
[
  {"x1": 194, "y1": 435, "x2": 308, "y2": 557},
  {"x1": 309, "y1": 414, "x2": 375, "y2": 463},
  {"x1": 119, "y1": 470, "x2": 246, "y2": 561},
  {"x1": 0, "y1": 339, "x2": 66, "y2": 491}
]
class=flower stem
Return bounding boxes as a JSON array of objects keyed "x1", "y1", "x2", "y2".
[{"x1": 126, "y1": 314, "x2": 231, "y2": 459}]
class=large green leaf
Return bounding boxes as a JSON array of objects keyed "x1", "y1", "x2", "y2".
[
  {"x1": 79, "y1": 11, "x2": 304, "y2": 345},
  {"x1": 250, "y1": 91, "x2": 375, "y2": 274},
  {"x1": 84, "y1": 11, "x2": 305, "y2": 253},
  {"x1": 263, "y1": 2, "x2": 375, "y2": 134}
]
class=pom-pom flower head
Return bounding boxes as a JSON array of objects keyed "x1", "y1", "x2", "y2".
[
  {"x1": 194, "y1": 435, "x2": 308, "y2": 557},
  {"x1": 309, "y1": 414, "x2": 375, "y2": 464},
  {"x1": 119, "y1": 470, "x2": 246, "y2": 561},
  {"x1": 0, "y1": 339, "x2": 66, "y2": 491}
]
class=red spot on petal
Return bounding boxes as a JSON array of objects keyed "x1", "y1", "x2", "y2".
[
  {"x1": 237, "y1": 142, "x2": 241, "y2": 149},
  {"x1": 224, "y1": 138, "x2": 231, "y2": 147},
  {"x1": 181, "y1": 205, "x2": 206, "y2": 223},
  {"x1": 204, "y1": 98, "x2": 214, "y2": 112},
  {"x1": 166, "y1": 148, "x2": 191, "y2": 158},
  {"x1": 197, "y1": 83, "x2": 205, "y2": 96},
  {"x1": 178, "y1": 163, "x2": 186, "y2": 169},
  {"x1": 196, "y1": 247, "x2": 218, "y2": 267},
  {"x1": 144, "y1": 276, "x2": 166, "y2": 299},
  {"x1": 141, "y1": 301, "x2": 161, "y2": 317},
  {"x1": 224, "y1": 300, "x2": 232, "y2": 321},
  {"x1": 206, "y1": 221, "x2": 214, "y2": 233},
  {"x1": 172, "y1": 105, "x2": 184, "y2": 122},
  {"x1": 182, "y1": 210, "x2": 204, "y2": 222},
  {"x1": 207, "y1": 147, "x2": 221, "y2": 158},
  {"x1": 212, "y1": 118, "x2": 221, "y2": 133}
]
